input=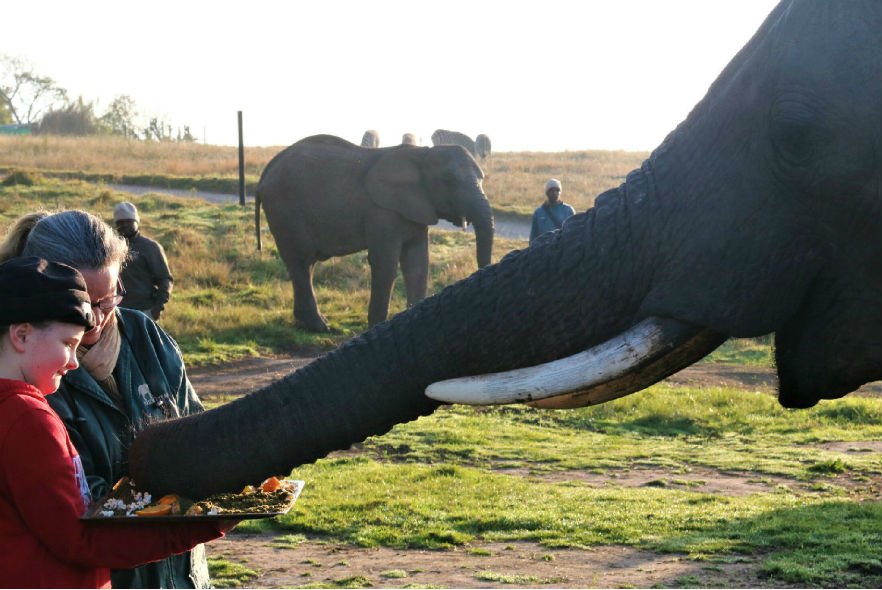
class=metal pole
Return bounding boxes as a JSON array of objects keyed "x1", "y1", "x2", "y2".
[{"x1": 238, "y1": 111, "x2": 245, "y2": 207}]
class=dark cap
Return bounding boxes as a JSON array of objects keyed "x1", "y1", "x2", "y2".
[{"x1": 0, "y1": 257, "x2": 95, "y2": 330}]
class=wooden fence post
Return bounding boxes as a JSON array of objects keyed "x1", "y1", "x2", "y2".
[{"x1": 238, "y1": 111, "x2": 245, "y2": 207}]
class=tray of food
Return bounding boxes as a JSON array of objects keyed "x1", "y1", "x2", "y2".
[{"x1": 81, "y1": 476, "x2": 304, "y2": 521}]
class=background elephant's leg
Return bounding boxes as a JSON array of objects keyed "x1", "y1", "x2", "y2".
[
  {"x1": 290, "y1": 260, "x2": 328, "y2": 332},
  {"x1": 366, "y1": 237, "x2": 403, "y2": 328},
  {"x1": 400, "y1": 230, "x2": 428, "y2": 308}
]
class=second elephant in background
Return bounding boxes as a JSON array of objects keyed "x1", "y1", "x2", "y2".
[
  {"x1": 256, "y1": 135, "x2": 494, "y2": 332},
  {"x1": 431, "y1": 129, "x2": 476, "y2": 157},
  {"x1": 476, "y1": 134, "x2": 491, "y2": 160},
  {"x1": 361, "y1": 130, "x2": 379, "y2": 147}
]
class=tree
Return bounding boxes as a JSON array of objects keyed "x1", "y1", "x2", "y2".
[
  {"x1": 99, "y1": 94, "x2": 138, "y2": 137},
  {"x1": 144, "y1": 115, "x2": 175, "y2": 141},
  {"x1": 39, "y1": 96, "x2": 98, "y2": 135},
  {"x1": 0, "y1": 54, "x2": 68, "y2": 125}
]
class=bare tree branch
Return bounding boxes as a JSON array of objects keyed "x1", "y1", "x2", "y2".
[{"x1": 0, "y1": 54, "x2": 68, "y2": 125}]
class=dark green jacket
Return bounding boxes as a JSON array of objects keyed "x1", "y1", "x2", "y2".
[
  {"x1": 48, "y1": 308, "x2": 209, "y2": 589},
  {"x1": 120, "y1": 232, "x2": 174, "y2": 314}
]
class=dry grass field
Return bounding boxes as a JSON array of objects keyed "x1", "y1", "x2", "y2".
[
  {"x1": 0, "y1": 134, "x2": 277, "y2": 177},
  {"x1": 0, "y1": 134, "x2": 649, "y2": 217}
]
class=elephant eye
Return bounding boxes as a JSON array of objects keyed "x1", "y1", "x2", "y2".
[{"x1": 770, "y1": 99, "x2": 824, "y2": 167}]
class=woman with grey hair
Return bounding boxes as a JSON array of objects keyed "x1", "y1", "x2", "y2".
[{"x1": 0, "y1": 210, "x2": 212, "y2": 589}]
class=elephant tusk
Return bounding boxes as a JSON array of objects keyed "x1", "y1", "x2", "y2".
[{"x1": 425, "y1": 317, "x2": 726, "y2": 406}]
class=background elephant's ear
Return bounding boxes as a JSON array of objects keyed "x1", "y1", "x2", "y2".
[{"x1": 366, "y1": 150, "x2": 439, "y2": 226}]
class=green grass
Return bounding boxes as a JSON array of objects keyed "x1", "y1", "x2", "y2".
[
  {"x1": 293, "y1": 575, "x2": 374, "y2": 588},
  {"x1": 704, "y1": 335, "x2": 774, "y2": 367},
  {"x1": 206, "y1": 557, "x2": 259, "y2": 588},
  {"x1": 225, "y1": 384, "x2": 880, "y2": 587}
]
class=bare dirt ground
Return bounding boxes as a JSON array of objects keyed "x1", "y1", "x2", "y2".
[{"x1": 191, "y1": 357, "x2": 880, "y2": 589}]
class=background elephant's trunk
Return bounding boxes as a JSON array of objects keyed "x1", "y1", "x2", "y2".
[
  {"x1": 466, "y1": 194, "x2": 494, "y2": 268},
  {"x1": 129, "y1": 169, "x2": 663, "y2": 498}
]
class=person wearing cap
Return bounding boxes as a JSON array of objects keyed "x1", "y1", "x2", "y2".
[
  {"x1": 0, "y1": 210, "x2": 211, "y2": 589},
  {"x1": 0, "y1": 257, "x2": 234, "y2": 588},
  {"x1": 529, "y1": 178, "x2": 576, "y2": 244},
  {"x1": 113, "y1": 201, "x2": 174, "y2": 321}
]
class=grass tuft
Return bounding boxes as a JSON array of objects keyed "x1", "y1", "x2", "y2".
[{"x1": 206, "y1": 557, "x2": 259, "y2": 588}]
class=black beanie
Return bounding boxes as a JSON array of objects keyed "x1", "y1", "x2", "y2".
[{"x1": 0, "y1": 257, "x2": 95, "y2": 330}]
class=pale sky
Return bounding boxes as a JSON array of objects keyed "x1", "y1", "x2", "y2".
[{"x1": 4, "y1": 0, "x2": 780, "y2": 152}]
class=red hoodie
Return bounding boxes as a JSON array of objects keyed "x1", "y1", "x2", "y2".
[{"x1": 0, "y1": 379, "x2": 226, "y2": 588}]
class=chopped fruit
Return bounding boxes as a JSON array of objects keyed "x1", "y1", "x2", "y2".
[
  {"x1": 240, "y1": 485, "x2": 258, "y2": 494},
  {"x1": 260, "y1": 476, "x2": 281, "y2": 492},
  {"x1": 158, "y1": 494, "x2": 180, "y2": 505},
  {"x1": 134, "y1": 504, "x2": 172, "y2": 516},
  {"x1": 185, "y1": 504, "x2": 204, "y2": 516}
]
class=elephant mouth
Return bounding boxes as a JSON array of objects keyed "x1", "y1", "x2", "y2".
[{"x1": 425, "y1": 317, "x2": 727, "y2": 408}]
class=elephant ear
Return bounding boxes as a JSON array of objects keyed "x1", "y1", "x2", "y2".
[{"x1": 366, "y1": 148, "x2": 439, "y2": 226}]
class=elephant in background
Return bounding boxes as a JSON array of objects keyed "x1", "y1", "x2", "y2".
[
  {"x1": 431, "y1": 129, "x2": 476, "y2": 157},
  {"x1": 254, "y1": 135, "x2": 494, "y2": 332},
  {"x1": 132, "y1": 0, "x2": 881, "y2": 499},
  {"x1": 401, "y1": 133, "x2": 416, "y2": 145},
  {"x1": 475, "y1": 134, "x2": 491, "y2": 160},
  {"x1": 361, "y1": 129, "x2": 379, "y2": 147}
]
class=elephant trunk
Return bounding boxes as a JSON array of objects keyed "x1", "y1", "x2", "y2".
[
  {"x1": 466, "y1": 193, "x2": 494, "y2": 268},
  {"x1": 129, "y1": 167, "x2": 673, "y2": 498}
]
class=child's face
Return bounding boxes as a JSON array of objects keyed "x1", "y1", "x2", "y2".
[{"x1": 20, "y1": 323, "x2": 84, "y2": 394}]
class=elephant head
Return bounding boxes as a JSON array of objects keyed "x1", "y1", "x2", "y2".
[
  {"x1": 364, "y1": 142, "x2": 493, "y2": 269},
  {"x1": 130, "y1": 0, "x2": 880, "y2": 498}
]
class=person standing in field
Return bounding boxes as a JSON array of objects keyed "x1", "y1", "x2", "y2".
[
  {"x1": 0, "y1": 210, "x2": 210, "y2": 589},
  {"x1": 530, "y1": 178, "x2": 576, "y2": 244},
  {"x1": 0, "y1": 256, "x2": 235, "y2": 588},
  {"x1": 113, "y1": 202, "x2": 174, "y2": 321}
]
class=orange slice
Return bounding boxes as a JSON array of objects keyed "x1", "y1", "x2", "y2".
[
  {"x1": 158, "y1": 494, "x2": 180, "y2": 505},
  {"x1": 260, "y1": 476, "x2": 281, "y2": 492},
  {"x1": 135, "y1": 504, "x2": 172, "y2": 516}
]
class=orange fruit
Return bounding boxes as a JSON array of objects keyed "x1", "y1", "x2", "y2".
[
  {"x1": 135, "y1": 504, "x2": 172, "y2": 516},
  {"x1": 158, "y1": 494, "x2": 180, "y2": 505},
  {"x1": 260, "y1": 476, "x2": 281, "y2": 492}
]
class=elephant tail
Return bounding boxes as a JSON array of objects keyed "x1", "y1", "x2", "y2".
[{"x1": 255, "y1": 189, "x2": 262, "y2": 251}]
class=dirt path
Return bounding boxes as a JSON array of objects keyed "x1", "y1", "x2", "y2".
[
  {"x1": 208, "y1": 536, "x2": 801, "y2": 589},
  {"x1": 189, "y1": 357, "x2": 879, "y2": 588}
]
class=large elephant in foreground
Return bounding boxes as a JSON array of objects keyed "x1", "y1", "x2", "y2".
[
  {"x1": 132, "y1": 0, "x2": 880, "y2": 498},
  {"x1": 255, "y1": 135, "x2": 494, "y2": 332}
]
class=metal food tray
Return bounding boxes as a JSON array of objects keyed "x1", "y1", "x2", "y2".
[{"x1": 81, "y1": 477, "x2": 304, "y2": 522}]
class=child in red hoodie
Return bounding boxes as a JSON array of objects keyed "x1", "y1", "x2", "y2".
[{"x1": 0, "y1": 257, "x2": 235, "y2": 588}]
